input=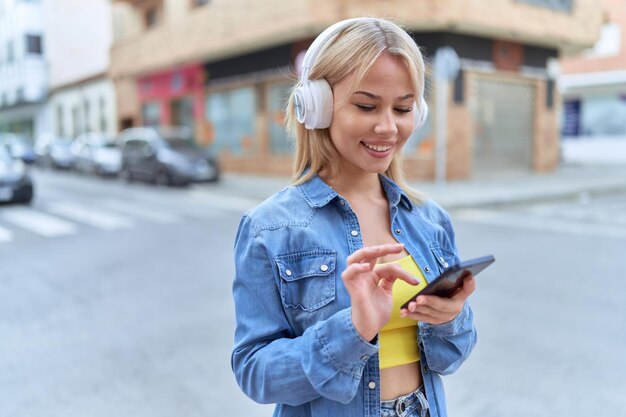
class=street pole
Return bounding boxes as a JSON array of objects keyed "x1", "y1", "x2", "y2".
[{"x1": 434, "y1": 47, "x2": 460, "y2": 186}]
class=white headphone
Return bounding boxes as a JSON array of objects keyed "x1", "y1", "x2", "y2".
[{"x1": 293, "y1": 17, "x2": 428, "y2": 131}]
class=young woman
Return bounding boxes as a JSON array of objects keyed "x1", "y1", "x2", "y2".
[{"x1": 231, "y1": 17, "x2": 476, "y2": 417}]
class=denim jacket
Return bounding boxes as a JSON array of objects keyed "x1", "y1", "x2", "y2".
[{"x1": 231, "y1": 174, "x2": 477, "y2": 417}]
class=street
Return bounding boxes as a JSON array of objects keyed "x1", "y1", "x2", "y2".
[{"x1": 1, "y1": 169, "x2": 625, "y2": 417}]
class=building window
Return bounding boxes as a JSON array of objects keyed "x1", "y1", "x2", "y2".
[
  {"x1": 72, "y1": 106, "x2": 80, "y2": 137},
  {"x1": 99, "y1": 97, "x2": 107, "y2": 133},
  {"x1": 191, "y1": 0, "x2": 209, "y2": 7},
  {"x1": 142, "y1": 102, "x2": 161, "y2": 126},
  {"x1": 514, "y1": 0, "x2": 572, "y2": 13},
  {"x1": 144, "y1": 7, "x2": 159, "y2": 28},
  {"x1": 83, "y1": 100, "x2": 91, "y2": 132},
  {"x1": 268, "y1": 82, "x2": 292, "y2": 154},
  {"x1": 25, "y1": 34, "x2": 43, "y2": 55},
  {"x1": 57, "y1": 105, "x2": 64, "y2": 137},
  {"x1": 206, "y1": 87, "x2": 256, "y2": 155},
  {"x1": 7, "y1": 40, "x2": 14, "y2": 63}
]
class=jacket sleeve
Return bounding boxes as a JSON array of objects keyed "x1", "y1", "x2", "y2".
[
  {"x1": 418, "y1": 206, "x2": 478, "y2": 375},
  {"x1": 418, "y1": 302, "x2": 477, "y2": 374},
  {"x1": 230, "y1": 215, "x2": 378, "y2": 406}
]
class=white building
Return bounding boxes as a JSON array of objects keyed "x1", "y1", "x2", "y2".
[
  {"x1": 559, "y1": 0, "x2": 626, "y2": 165},
  {"x1": 43, "y1": 0, "x2": 116, "y2": 139},
  {"x1": 0, "y1": 0, "x2": 48, "y2": 141}
]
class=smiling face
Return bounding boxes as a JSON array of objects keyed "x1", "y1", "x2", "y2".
[{"x1": 328, "y1": 52, "x2": 416, "y2": 179}]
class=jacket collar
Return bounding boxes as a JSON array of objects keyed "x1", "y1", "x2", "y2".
[{"x1": 296, "y1": 173, "x2": 414, "y2": 211}]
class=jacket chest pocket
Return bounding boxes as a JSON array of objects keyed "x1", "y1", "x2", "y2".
[
  {"x1": 429, "y1": 242, "x2": 458, "y2": 274},
  {"x1": 275, "y1": 250, "x2": 336, "y2": 312}
]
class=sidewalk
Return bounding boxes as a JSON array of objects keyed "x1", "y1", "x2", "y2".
[{"x1": 202, "y1": 163, "x2": 626, "y2": 210}]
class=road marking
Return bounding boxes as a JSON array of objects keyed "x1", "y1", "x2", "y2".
[
  {"x1": 97, "y1": 199, "x2": 182, "y2": 224},
  {"x1": 455, "y1": 209, "x2": 626, "y2": 239},
  {"x1": 0, "y1": 224, "x2": 14, "y2": 242},
  {"x1": 45, "y1": 201, "x2": 134, "y2": 231},
  {"x1": 0, "y1": 207, "x2": 77, "y2": 237}
]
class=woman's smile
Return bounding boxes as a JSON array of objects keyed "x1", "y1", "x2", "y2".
[{"x1": 361, "y1": 141, "x2": 396, "y2": 158}]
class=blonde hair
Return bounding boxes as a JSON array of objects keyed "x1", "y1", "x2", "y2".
[{"x1": 285, "y1": 18, "x2": 426, "y2": 203}]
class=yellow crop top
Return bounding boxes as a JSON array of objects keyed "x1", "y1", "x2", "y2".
[{"x1": 377, "y1": 255, "x2": 427, "y2": 370}]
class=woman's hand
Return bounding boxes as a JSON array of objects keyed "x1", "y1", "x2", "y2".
[
  {"x1": 400, "y1": 275, "x2": 476, "y2": 325},
  {"x1": 342, "y1": 243, "x2": 420, "y2": 342}
]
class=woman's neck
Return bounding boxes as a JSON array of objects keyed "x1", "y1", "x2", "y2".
[{"x1": 321, "y1": 171, "x2": 385, "y2": 202}]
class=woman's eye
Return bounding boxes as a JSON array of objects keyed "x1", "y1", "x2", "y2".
[
  {"x1": 356, "y1": 104, "x2": 375, "y2": 112},
  {"x1": 395, "y1": 107, "x2": 412, "y2": 114}
]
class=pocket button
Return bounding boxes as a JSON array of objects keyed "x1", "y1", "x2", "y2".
[{"x1": 320, "y1": 264, "x2": 329, "y2": 272}]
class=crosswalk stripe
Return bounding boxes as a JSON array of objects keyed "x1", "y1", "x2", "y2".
[
  {"x1": 455, "y1": 209, "x2": 626, "y2": 239},
  {"x1": 0, "y1": 224, "x2": 14, "y2": 242},
  {"x1": 0, "y1": 207, "x2": 77, "y2": 237},
  {"x1": 45, "y1": 201, "x2": 134, "y2": 231},
  {"x1": 97, "y1": 199, "x2": 182, "y2": 224}
]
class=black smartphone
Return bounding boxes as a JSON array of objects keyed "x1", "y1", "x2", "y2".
[{"x1": 400, "y1": 255, "x2": 495, "y2": 309}]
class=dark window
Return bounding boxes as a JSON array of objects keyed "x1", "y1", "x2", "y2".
[
  {"x1": 26, "y1": 34, "x2": 43, "y2": 54},
  {"x1": 145, "y1": 7, "x2": 159, "y2": 28},
  {"x1": 191, "y1": 0, "x2": 209, "y2": 7},
  {"x1": 515, "y1": 0, "x2": 572, "y2": 13}
]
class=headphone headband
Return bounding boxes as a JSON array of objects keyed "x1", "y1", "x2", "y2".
[{"x1": 300, "y1": 18, "x2": 380, "y2": 84}]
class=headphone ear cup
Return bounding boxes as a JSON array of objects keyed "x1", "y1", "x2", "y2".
[
  {"x1": 413, "y1": 97, "x2": 428, "y2": 131},
  {"x1": 300, "y1": 79, "x2": 333, "y2": 129}
]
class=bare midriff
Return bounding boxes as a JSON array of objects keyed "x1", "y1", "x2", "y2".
[{"x1": 380, "y1": 361, "x2": 422, "y2": 401}]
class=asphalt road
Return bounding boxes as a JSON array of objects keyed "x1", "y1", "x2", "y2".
[{"x1": 1, "y1": 169, "x2": 625, "y2": 416}]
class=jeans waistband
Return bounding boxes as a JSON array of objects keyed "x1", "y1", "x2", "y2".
[{"x1": 380, "y1": 385, "x2": 429, "y2": 417}]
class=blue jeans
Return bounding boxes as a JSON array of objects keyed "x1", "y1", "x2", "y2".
[{"x1": 380, "y1": 386, "x2": 429, "y2": 417}]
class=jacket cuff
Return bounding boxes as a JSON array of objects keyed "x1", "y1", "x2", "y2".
[
  {"x1": 420, "y1": 302, "x2": 470, "y2": 336},
  {"x1": 313, "y1": 308, "x2": 379, "y2": 374}
]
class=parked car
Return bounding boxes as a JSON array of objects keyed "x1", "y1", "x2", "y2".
[
  {"x1": 71, "y1": 132, "x2": 121, "y2": 176},
  {"x1": 0, "y1": 133, "x2": 37, "y2": 164},
  {"x1": 35, "y1": 134, "x2": 74, "y2": 169},
  {"x1": 117, "y1": 126, "x2": 220, "y2": 186},
  {"x1": 0, "y1": 145, "x2": 33, "y2": 204}
]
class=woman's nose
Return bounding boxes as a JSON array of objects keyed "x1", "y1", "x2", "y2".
[{"x1": 374, "y1": 110, "x2": 398, "y2": 136}]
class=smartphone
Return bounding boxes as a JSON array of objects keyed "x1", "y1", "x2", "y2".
[{"x1": 400, "y1": 255, "x2": 495, "y2": 309}]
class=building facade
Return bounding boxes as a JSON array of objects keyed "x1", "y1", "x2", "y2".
[
  {"x1": 111, "y1": 0, "x2": 603, "y2": 179},
  {"x1": 559, "y1": 0, "x2": 626, "y2": 164},
  {"x1": 0, "y1": 0, "x2": 47, "y2": 141},
  {"x1": 43, "y1": 0, "x2": 117, "y2": 140}
]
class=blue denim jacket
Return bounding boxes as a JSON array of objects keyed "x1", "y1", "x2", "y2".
[{"x1": 231, "y1": 174, "x2": 477, "y2": 417}]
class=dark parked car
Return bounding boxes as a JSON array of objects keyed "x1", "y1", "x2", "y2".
[
  {"x1": 118, "y1": 126, "x2": 219, "y2": 186},
  {"x1": 0, "y1": 133, "x2": 37, "y2": 164},
  {"x1": 0, "y1": 145, "x2": 33, "y2": 204}
]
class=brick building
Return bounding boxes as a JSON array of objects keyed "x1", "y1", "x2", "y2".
[{"x1": 110, "y1": 0, "x2": 603, "y2": 179}]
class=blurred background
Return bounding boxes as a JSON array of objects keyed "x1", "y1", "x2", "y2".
[{"x1": 0, "y1": 0, "x2": 625, "y2": 416}]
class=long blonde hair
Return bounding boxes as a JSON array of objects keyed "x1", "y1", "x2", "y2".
[{"x1": 285, "y1": 18, "x2": 426, "y2": 203}]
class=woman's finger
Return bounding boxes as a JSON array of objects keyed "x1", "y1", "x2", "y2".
[
  {"x1": 341, "y1": 262, "x2": 372, "y2": 283},
  {"x1": 346, "y1": 243, "x2": 404, "y2": 265},
  {"x1": 374, "y1": 263, "x2": 420, "y2": 290}
]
